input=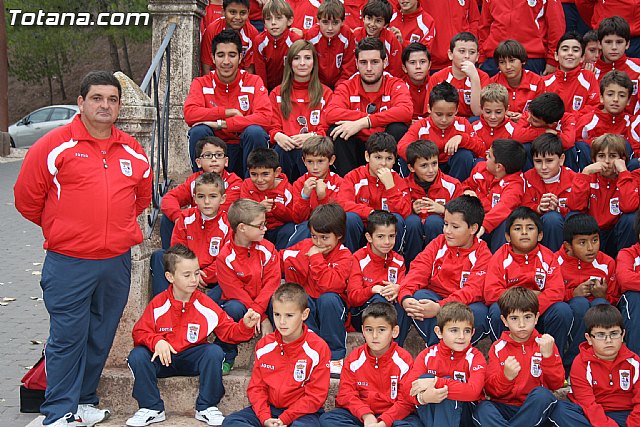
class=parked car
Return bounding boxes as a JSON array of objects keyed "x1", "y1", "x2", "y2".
[{"x1": 9, "y1": 105, "x2": 80, "y2": 148}]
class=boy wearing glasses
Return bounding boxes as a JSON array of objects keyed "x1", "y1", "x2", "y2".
[{"x1": 215, "y1": 198, "x2": 281, "y2": 375}]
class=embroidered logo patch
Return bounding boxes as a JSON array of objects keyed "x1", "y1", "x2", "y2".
[
  {"x1": 187, "y1": 323, "x2": 200, "y2": 343},
  {"x1": 119, "y1": 159, "x2": 132, "y2": 177}
]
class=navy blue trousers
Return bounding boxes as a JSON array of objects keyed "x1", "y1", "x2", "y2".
[
  {"x1": 320, "y1": 407, "x2": 421, "y2": 426},
  {"x1": 223, "y1": 405, "x2": 322, "y2": 427},
  {"x1": 415, "y1": 374, "x2": 476, "y2": 427},
  {"x1": 404, "y1": 214, "x2": 444, "y2": 265},
  {"x1": 565, "y1": 297, "x2": 609, "y2": 373},
  {"x1": 619, "y1": 291, "x2": 640, "y2": 355},
  {"x1": 473, "y1": 386, "x2": 557, "y2": 426},
  {"x1": 306, "y1": 294, "x2": 347, "y2": 360},
  {"x1": 550, "y1": 400, "x2": 630, "y2": 427}
]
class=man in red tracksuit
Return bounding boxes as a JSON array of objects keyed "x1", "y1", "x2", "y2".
[
  {"x1": 325, "y1": 37, "x2": 413, "y2": 176},
  {"x1": 184, "y1": 30, "x2": 271, "y2": 177},
  {"x1": 389, "y1": 0, "x2": 435, "y2": 49}
]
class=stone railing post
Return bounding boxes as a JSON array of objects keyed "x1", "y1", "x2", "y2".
[{"x1": 148, "y1": 0, "x2": 207, "y2": 177}]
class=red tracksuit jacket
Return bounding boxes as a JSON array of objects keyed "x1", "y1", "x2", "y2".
[
  {"x1": 405, "y1": 341, "x2": 487, "y2": 404},
  {"x1": 170, "y1": 208, "x2": 231, "y2": 285},
  {"x1": 593, "y1": 55, "x2": 640, "y2": 115},
  {"x1": 478, "y1": 0, "x2": 565, "y2": 66},
  {"x1": 352, "y1": 27, "x2": 404, "y2": 78},
  {"x1": 216, "y1": 238, "x2": 280, "y2": 318},
  {"x1": 463, "y1": 162, "x2": 526, "y2": 234},
  {"x1": 200, "y1": 3, "x2": 223, "y2": 36},
  {"x1": 424, "y1": 0, "x2": 480, "y2": 70},
  {"x1": 200, "y1": 18, "x2": 258, "y2": 69},
  {"x1": 160, "y1": 170, "x2": 242, "y2": 222},
  {"x1": 389, "y1": 7, "x2": 436, "y2": 49},
  {"x1": 484, "y1": 243, "x2": 565, "y2": 315},
  {"x1": 290, "y1": 0, "x2": 321, "y2": 32},
  {"x1": 304, "y1": 24, "x2": 356, "y2": 89},
  {"x1": 253, "y1": 29, "x2": 302, "y2": 92},
  {"x1": 485, "y1": 331, "x2": 565, "y2": 406},
  {"x1": 523, "y1": 166, "x2": 576, "y2": 216},
  {"x1": 281, "y1": 238, "x2": 353, "y2": 300},
  {"x1": 132, "y1": 285, "x2": 254, "y2": 354},
  {"x1": 398, "y1": 116, "x2": 484, "y2": 162},
  {"x1": 344, "y1": 0, "x2": 366, "y2": 31},
  {"x1": 543, "y1": 67, "x2": 600, "y2": 114},
  {"x1": 616, "y1": 243, "x2": 640, "y2": 293},
  {"x1": 512, "y1": 112, "x2": 577, "y2": 151},
  {"x1": 183, "y1": 70, "x2": 271, "y2": 145},
  {"x1": 556, "y1": 246, "x2": 619, "y2": 303},
  {"x1": 336, "y1": 343, "x2": 415, "y2": 425},
  {"x1": 403, "y1": 77, "x2": 429, "y2": 121},
  {"x1": 427, "y1": 67, "x2": 491, "y2": 118},
  {"x1": 405, "y1": 170, "x2": 462, "y2": 221},
  {"x1": 472, "y1": 116, "x2": 516, "y2": 151},
  {"x1": 568, "y1": 342, "x2": 640, "y2": 427},
  {"x1": 14, "y1": 115, "x2": 152, "y2": 259},
  {"x1": 489, "y1": 70, "x2": 545, "y2": 114},
  {"x1": 348, "y1": 245, "x2": 406, "y2": 307},
  {"x1": 567, "y1": 171, "x2": 639, "y2": 231},
  {"x1": 575, "y1": 0, "x2": 640, "y2": 37},
  {"x1": 240, "y1": 174, "x2": 294, "y2": 230},
  {"x1": 629, "y1": 115, "x2": 640, "y2": 159},
  {"x1": 325, "y1": 73, "x2": 413, "y2": 140},
  {"x1": 248, "y1": 325, "x2": 331, "y2": 425},
  {"x1": 268, "y1": 81, "x2": 333, "y2": 140},
  {"x1": 338, "y1": 165, "x2": 411, "y2": 220},
  {"x1": 575, "y1": 109, "x2": 632, "y2": 145},
  {"x1": 398, "y1": 234, "x2": 491, "y2": 306},
  {"x1": 290, "y1": 172, "x2": 343, "y2": 223}
]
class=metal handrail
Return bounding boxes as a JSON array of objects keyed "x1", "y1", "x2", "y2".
[{"x1": 140, "y1": 23, "x2": 176, "y2": 238}]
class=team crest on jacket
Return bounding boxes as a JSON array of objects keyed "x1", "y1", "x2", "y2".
[
  {"x1": 620, "y1": 370, "x2": 631, "y2": 390},
  {"x1": 388, "y1": 267, "x2": 398, "y2": 284},
  {"x1": 238, "y1": 95, "x2": 250, "y2": 111},
  {"x1": 534, "y1": 270, "x2": 546, "y2": 290},
  {"x1": 209, "y1": 237, "x2": 221, "y2": 256},
  {"x1": 531, "y1": 354, "x2": 542, "y2": 377},
  {"x1": 410, "y1": 34, "x2": 420, "y2": 43},
  {"x1": 460, "y1": 271, "x2": 470, "y2": 288},
  {"x1": 294, "y1": 359, "x2": 307, "y2": 382},
  {"x1": 527, "y1": 0, "x2": 537, "y2": 6},
  {"x1": 633, "y1": 80, "x2": 638, "y2": 96},
  {"x1": 310, "y1": 110, "x2": 320, "y2": 126},
  {"x1": 572, "y1": 95, "x2": 584, "y2": 111},
  {"x1": 610, "y1": 197, "x2": 621, "y2": 215},
  {"x1": 119, "y1": 159, "x2": 133, "y2": 177},
  {"x1": 187, "y1": 323, "x2": 200, "y2": 343},
  {"x1": 336, "y1": 53, "x2": 343, "y2": 69},
  {"x1": 304, "y1": 15, "x2": 314, "y2": 29},
  {"x1": 454, "y1": 371, "x2": 467, "y2": 383},
  {"x1": 458, "y1": 0, "x2": 465, "y2": 5},
  {"x1": 463, "y1": 90, "x2": 472, "y2": 105},
  {"x1": 390, "y1": 376, "x2": 398, "y2": 399}
]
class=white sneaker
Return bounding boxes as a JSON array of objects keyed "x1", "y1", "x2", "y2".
[
  {"x1": 330, "y1": 359, "x2": 343, "y2": 378},
  {"x1": 74, "y1": 404, "x2": 111, "y2": 426},
  {"x1": 48, "y1": 414, "x2": 78, "y2": 426},
  {"x1": 195, "y1": 406, "x2": 225, "y2": 426},
  {"x1": 126, "y1": 408, "x2": 166, "y2": 426}
]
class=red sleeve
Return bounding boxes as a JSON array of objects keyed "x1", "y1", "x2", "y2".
[
  {"x1": 468, "y1": 0, "x2": 481, "y2": 38},
  {"x1": 397, "y1": 119, "x2": 424, "y2": 160},
  {"x1": 478, "y1": 0, "x2": 492, "y2": 62},
  {"x1": 225, "y1": 78, "x2": 272, "y2": 133},
  {"x1": 183, "y1": 78, "x2": 227, "y2": 126},
  {"x1": 14, "y1": 134, "x2": 55, "y2": 226},
  {"x1": 484, "y1": 180, "x2": 525, "y2": 233},
  {"x1": 484, "y1": 250, "x2": 508, "y2": 305},
  {"x1": 222, "y1": 174, "x2": 241, "y2": 212},
  {"x1": 558, "y1": 113, "x2": 577, "y2": 150},
  {"x1": 290, "y1": 177, "x2": 311, "y2": 223},
  {"x1": 208, "y1": 302, "x2": 255, "y2": 344},
  {"x1": 629, "y1": 366, "x2": 640, "y2": 426},
  {"x1": 574, "y1": 0, "x2": 595, "y2": 28},
  {"x1": 253, "y1": 249, "x2": 281, "y2": 317},
  {"x1": 541, "y1": 343, "x2": 566, "y2": 391},
  {"x1": 384, "y1": 174, "x2": 411, "y2": 217},
  {"x1": 398, "y1": 243, "x2": 436, "y2": 302},
  {"x1": 307, "y1": 251, "x2": 352, "y2": 295},
  {"x1": 569, "y1": 359, "x2": 620, "y2": 427},
  {"x1": 618, "y1": 171, "x2": 640, "y2": 213},
  {"x1": 247, "y1": 345, "x2": 272, "y2": 424},
  {"x1": 404, "y1": 350, "x2": 428, "y2": 405},
  {"x1": 132, "y1": 301, "x2": 164, "y2": 351},
  {"x1": 170, "y1": 216, "x2": 188, "y2": 247},
  {"x1": 484, "y1": 343, "x2": 514, "y2": 399},
  {"x1": 335, "y1": 352, "x2": 375, "y2": 419},
  {"x1": 134, "y1": 144, "x2": 153, "y2": 215},
  {"x1": 538, "y1": 255, "x2": 565, "y2": 314},
  {"x1": 269, "y1": 184, "x2": 295, "y2": 224},
  {"x1": 441, "y1": 245, "x2": 491, "y2": 306},
  {"x1": 324, "y1": 82, "x2": 368, "y2": 125},
  {"x1": 523, "y1": 182, "x2": 542, "y2": 212},
  {"x1": 617, "y1": 247, "x2": 640, "y2": 293},
  {"x1": 347, "y1": 258, "x2": 374, "y2": 308},
  {"x1": 161, "y1": 180, "x2": 194, "y2": 222},
  {"x1": 253, "y1": 40, "x2": 268, "y2": 90},
  {"x1": 337, "y1": 33, "x2": 357, "y2": 87},
  {"x1": 338, "y1": 174, "x2": 375, "y2": 220},
  {"x1": 434, "y1": 351, "x2": 486, "y2": 401},
  {"x1": 368, "y1": 80, "x2": 413, "y2": 128},
  {"x1": 216, "y1": 255, "x2": 256, "y2": 311},
  {"x1": 461, "y1": 122, "x2": 487, "y2": 158},
  {"x1": 543, "y1": 0, "x2": 566, "y2": 66},
  {"x1": 268, "y1": 89, "x2": 285, "y2": 141},
  {"x1": 567, "y1": 173, "x2": 591, "y2": 212}
]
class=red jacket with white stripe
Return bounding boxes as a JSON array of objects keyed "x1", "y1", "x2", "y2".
[
  {"x1": 512, "y1": 112, "x2": 577, "y2": 151},
  {"x1": 281, "y1": 238, "x2": 353, "y2": 300},
  {"x1": 325, "y1": 73, "x2": 413, "y2": 140},
  {"x1": 348, "y1": 245, "x2": 406, "y2": 307},
  {"x1": 628, "y1": 115, "x2": 640, "y2": 159},
  {"x1": 304, "y1": 24, "x2": 356, "y2": 89},
  {"x1": 291, "y1": 172, "x2": 343, "y2": 223},
  {"x1": 403, "y1": 77, "x2": 429, "y2": 121},
  {"x1": 463, "y1": 162, "x2": 527, "y2": 234},
  {"x1": 568, "y1": 342, "x2": 640, "y2": 427},
  {"x1": 268, "y1": 81, "x2": 332, "y2": 140},
  {"x1": 472, "y1": 116, "x2": 515, "y2": 151},
  {"x1": 240, "y1": 175, "x2": 294, "y2": 230},
  {"x1": 170, "y1": 208, "x2": 231, "y2": 285},
  {"x1": 389, "y1": 7, "x2": 436, "y2": 49},
  {"x1": 160, "y1": 170, "x2": 242, "y2": 222},
  {"x1": 489, "y1": 70, "x2": 545, "y2": 114},
  {"x1": 216, "y1": 238, "x2": 280, "y2": 318},
  {"x1": 200, "y1": 18, "x2": 258, "y2": 69},
  {"x1": 575, "y1": 109, "x2": 632, "y2": 145},
  {"x1": 478, "y1": 0, "x2": 565, "y2": 66},
  {"x1": 290, "y1": 0, "x2": 321, "y2": 32},
  {"x1": 248, "y1": 325, "x2": 330, "y2": 426},
  {"x1": 336, "y1": 343, "x2": 415, "y2": 425},
  {"x1": 484, "y1": 243, "x2": 565, "y2": 314},
  {"x1": 423, "y1": 0, "x2": 480, "y2": 71},
  {"x1": 567, "y1": 171, "x2": 639, "y2": 231},
  {"x1": 556, "y1": 246, "x2": 619, "y2": 304},
  {"x1": 398, "y1": 234, "x2": 491, "y2": 306},
  {"x1": 427, "y1": 67, "x2": 491, "y2": 118},
  {"x1": 352, "y1": 27, "x2": 404, "y2": 78},
  {"x1": 485, "y1": 331, "x2": 565, "y2": 407},
  {"x1": 543, "y1": 67, "x2": 600, "y2": 114},
  {"x1": 616, "y1": 243, "x2": 640, "y2": 293},
  {"x1": 132, "y1": 285, "x2": 254, "y2": 354},
  {"x1": 183, "y1": 70, "x2": 271, "y2": 145},
  {"x1": 253, "y1": 29, "x2": 302, "y2": 92},
  {"x1": 593, "y1": 55, "x2": 640, "y2": 115},
  {"x1": 338, "y1": 165, "x2": 411, "y2": 220},
  {"x1": 405, "y1": 170, "x2": 462, "y2": 221},
  {"x1": 575, "y1": 0, "x2": 640, "y2": 37},
  {"x1": 14, "y1": 115, "x2": 152, "y2": 259},
  {"x1": 523, "y1": 166, "x2": 576, "y2": 216},
  {"x1": 405, "y1": 342, "x2": 487, "y2": 404},
  {"x1": 398, "y1": 116, "x2": 484, "y2": 162}
]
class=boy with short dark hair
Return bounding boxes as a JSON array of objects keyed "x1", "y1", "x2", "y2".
[
  {"x1": 222, "y1": 283, "x2": 331, "y2": 427},
  {"x1": 401, "y1": 42, "x2": 431, "y2": 122},
  {"x1": 389, "y1": 0, "x2": 435, "y2": 49},
  {"x1": 281, "y1": 203, "x2": 353, "y2": 377},
  {"x1": 127, "y1": 244, "x2": 261, "y2": 427},
  {"x1": 398, "y1": 81, "x2": 485, "y2": 181},
  {"x1": 523, "y1": 133, "x2": 576, "y2": 252},
  {"x1": 240, "y1": 147, "x2": 295, "y2": 250},
  {"x1": 484, "y1": 207, "x2": 572, "y2": 361},
  {"x1": 473, "y1": 83, "x2": 515, "y2": 151},
  {"x1": 556, "y1": 213, "x2": 619, "y2": 373},
  {"x1": 338, "y1": 132, "x2": 411, "y2": 253},
  {"x1": 405, "y1": 302, "x2": 487, "y2": 427},
  {"x1": 582, "y1": 30, "x2": 600, "y2": 70},
  {"x1": 616, "y1": 210, "x2": 640, "y2": 355},
  {"x1": 319, "y1": 302, "x2": 418, "y2": 427},
  {"x1": 462, "y1": 138, "x2": 526, "y2": 252},
  {"x1": 403, "y1": 140, "x2": 462, "y2": 263},
  {"x1": 474, "y1": 287, "x2": 566, "y2": 427}
]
